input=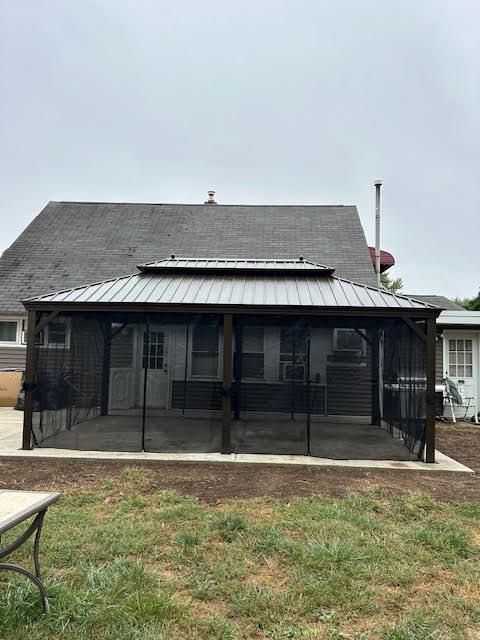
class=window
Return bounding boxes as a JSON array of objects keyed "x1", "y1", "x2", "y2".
[
  {"x1": 0, "y1": 321, "x2": 18, "y2": 343},
  {"x1": 191, "y1": 326, "x2": 219, "y2": 377},
  {"x1": 241, "y1": 327, "x2": 264, "y2": 379},
  {"x1": 448, "y1": 339, "x2": 473, "y2": 378},
  {"x1": 36, "y1": 319, "x2": 70, "y2": 348},
  {"x1": 279, "y1": 327, "x2": 307, "y2": 381},
  {"x1": 143, "y1": 331, "x2": 164, "y2": 369},
  {"x1": 333, "y1": 328, "x2": 366, "y2": 354}
]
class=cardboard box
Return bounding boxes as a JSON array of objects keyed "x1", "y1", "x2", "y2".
[{"x1": 0, "y1": 371, "x2": 23, "y2": 407}]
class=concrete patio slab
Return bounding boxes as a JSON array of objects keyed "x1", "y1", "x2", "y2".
[{"x1": 0, "y1": 408, "x2": 473, "y2": 473}]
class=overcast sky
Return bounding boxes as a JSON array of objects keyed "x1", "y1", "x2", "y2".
[{"x1": 0, "y1": 0, "x2": 478, "y2": 298}]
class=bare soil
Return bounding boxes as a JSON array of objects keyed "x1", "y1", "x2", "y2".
[{"x1": 0, "y1": 424, "x2": 479, "y2": 503}]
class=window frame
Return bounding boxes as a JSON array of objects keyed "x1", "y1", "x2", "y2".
[
  {"x1": 142, "y1": 329, "x2": 165, "y2": 370},
  {"x1": 189, "y1": 324, "x2": 221, "y2": 379},
  {"x1": 333, "y1": 328, "x2": 367, "y2": 356},
  {"x1": 36, "y1": 318, "x2": 71, "y2": 350},
  {"x1": 279, "y1": 327, "x2": 308, "y2": 382},
  {"x1": 0, "y1": 317, "x2": 22, "y2": 347},
  {"x1": 239, "y1": 326, "x2": 265, "y2": 381},
  {"x1": 448, "y1": 337, "x2": 473, "y2": 379}
]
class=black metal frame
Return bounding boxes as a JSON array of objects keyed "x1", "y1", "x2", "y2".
[
  {"x1": 0, "y1": 509, "x2": 50, "y2": 613},
  {"x1": 22, "y1": 305, "x2": 439, "y2": 462}
]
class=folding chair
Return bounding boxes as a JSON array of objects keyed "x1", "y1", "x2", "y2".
[{"x1": 443, "y1": 376, "x2": 479, "y2": 424}]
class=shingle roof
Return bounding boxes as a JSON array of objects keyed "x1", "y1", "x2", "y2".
[
  {"x1": 405, "y1": 295, "x2": 464, "y2": 311},
  {"x1": 0, "y1": 201, "x2": 378, "y2": 314},
  {"x1": 25, "y1": 262, "x2": 438, "y2": 311}
]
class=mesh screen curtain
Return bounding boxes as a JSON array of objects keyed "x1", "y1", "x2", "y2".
[
  {"x1": 32, "y1": 312, "x2": 221, "y2": 452},
  {"x1": 32, "y1": 313, "x2": 104, "y2": 447},
  {"x1": 382, "y1": 320, "x2": 427, "y2": 459},
  {"x1": 30, "y1": 311, "x2": 426, "y2": 459},
  {"x1": 231, "y1": 317, "x2": 311, "y2": 455}
]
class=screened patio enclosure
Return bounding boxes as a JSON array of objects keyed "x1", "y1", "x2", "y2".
[{"x1": 21, "y1": 259, "x2": 441, "y2": 462}]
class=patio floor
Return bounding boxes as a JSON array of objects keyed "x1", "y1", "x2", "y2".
[
  {"x1": 0, "y1": 408, "x2": 472, "y2": 472},
  {"x1": 9, "y1": 410, "x2": 415, "y2": 460}
]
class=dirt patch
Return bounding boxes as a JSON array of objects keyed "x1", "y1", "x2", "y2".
[{"x1": 0, "y1": 424, "x2": 478, "y2": 503}]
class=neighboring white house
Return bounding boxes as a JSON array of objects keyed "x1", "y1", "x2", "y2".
[{"x1": 437, "y1": 310, "x2": 480, "y2": 420}]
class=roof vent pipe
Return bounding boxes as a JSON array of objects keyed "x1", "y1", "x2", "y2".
[
  {"x1": 205, "y1": 190, "x2": 217, "y2": 204},
  {"x1": 374, "y1": 180, "x2": 382, "y2": 286}
]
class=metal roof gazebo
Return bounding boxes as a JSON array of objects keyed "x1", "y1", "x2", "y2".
[{"x1": 21, "y1": 258, "x2": 441, "y2": 462}]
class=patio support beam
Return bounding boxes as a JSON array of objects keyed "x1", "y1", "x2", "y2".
[
  {"x1": 100, "y1": 317, "x2": 112, "y2": 416},
  {"x1": 222, "y1": 314, "x2": 233, "y2": 454},
  {"x1": 22, "y1": 310, "x2": 38, "y2": 450},
  {"x1": 34, "y1": 310, "x2": 59, "y2": 336},
  {"x1": 401, "y1": 317, "x2": 426, "y2": 343},
  {"x1": 425, "y1": 317, "x2": 436, "y2": 463},
  {"x1": 369, "y1": 328, "x2": 381, "y2": 426},
  {"x1": 233, "y1": 321, "x2": 242, "y2": 420}
]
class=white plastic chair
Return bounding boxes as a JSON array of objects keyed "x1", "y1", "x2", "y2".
[{"x1": 443, "y1": 376, "x2": 478, "y2": 424}]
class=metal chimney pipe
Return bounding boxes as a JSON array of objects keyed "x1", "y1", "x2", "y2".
[{"x1": 374, "y1": 180, "x2": 382, "y2": 286}]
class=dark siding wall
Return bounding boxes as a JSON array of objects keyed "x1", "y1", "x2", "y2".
[
  {"x1": 326, "y1": 366, "x2": 371, "y2": 415},
  {"x1": 237, "y1": 383, "x2": 326, "y2": 414},
  {"x1": 436, "y1": 336, "x2": 444, "y2": 384},
  {"x1": 0, "y1": 347, "x2": 26, "y2": 370},
  {"x1": 171, "y1": 381, "x2": 222, "y2": 410},
  {"x1": 171, "y1": 380, "x2": 326, "y2": 414}
]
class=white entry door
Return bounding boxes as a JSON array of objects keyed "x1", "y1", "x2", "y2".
[
  {"x1": 444, "y1": 334, "x2": 478, "y2": 415},
  {"x1": 142, "y1": 327, "x2": 170, "y2": 409}
]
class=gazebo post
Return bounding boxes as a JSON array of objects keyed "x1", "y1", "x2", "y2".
[
  {"x1": 370, "y1": 327, "x2": 381, "y2": 426},
  {"x1": 22, "y1": 310, "x2": 38, "y2": 450},
  {"x1": 233, "y1": 321, "x2": 242, "y2": 420},
  {"x1": 100, "y1": 316, "x2": 112, "y2": 416},
  {"x1": 425, "y1": 317, "x2": 436, "y2": 463},
  {"x1": 222, "y1": 314, "x2": 233, "y2": 454}
]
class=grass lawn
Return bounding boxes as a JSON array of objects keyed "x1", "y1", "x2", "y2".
[{"x1": 1, "y1": 465, "x2": 480, "y2": 639}]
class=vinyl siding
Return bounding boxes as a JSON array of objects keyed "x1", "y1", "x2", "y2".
[
  {"x1": 171, "y1": 381, "x2": 222, "y2": 410},
  {"x1": 326, "y1": 365, "x2": 371, "y2": 416},
  {"x1": 171, "y1": 380, "x2": 327, "y2": 414},
  {"x1": 436, "y1": 336, "x2": 444, "y2": 384},
  {"x1": 237, "y1": 382, "x2": 326, "y2": 414},
  {"x1": 0, "y1": 346, "x2": 26, "y2": 370}
]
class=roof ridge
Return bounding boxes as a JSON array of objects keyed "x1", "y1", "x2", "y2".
[{"x1": 49, "y1": 201, "x2": 353, "y2": 208}]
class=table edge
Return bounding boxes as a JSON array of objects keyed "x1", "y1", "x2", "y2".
[{"x1": 0, "y1": 492, "x2": 61, "y2": 534}]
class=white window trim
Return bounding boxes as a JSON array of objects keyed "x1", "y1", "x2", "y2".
[
  {"x1": 0, "y1": 317, "x2": 25, "y2": 348},
  {"x1": 279, "y1": 327, "x2": 308, "y2": 382},
  {"x1": 37, "y1": 318, "x2": 71, "y2": 350},
  {"x1": 446, "y1": 336, "x2": 474, "y2": 379},
  {"x1": 188, "y1": 325, "x2": 221, "y2": 379},
  {"x1": 239, "y1": 326, "x2": 265, "y2": 381}
]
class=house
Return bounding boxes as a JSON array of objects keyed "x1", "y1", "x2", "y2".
[
  {"x1": 0, "y1": 197, "x2": 440, "y2": 461},
  {"x1": 410, "y1": 296, "x2": 479, "y2": 420},
  {"x1": 0, "y1": 200, "x2": 378, "y2": 369}
]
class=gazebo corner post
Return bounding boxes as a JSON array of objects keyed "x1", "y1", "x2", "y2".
[
  {"x1": 221, "y1": 314, "x2": 233, "y2": 454},
  {"x1": 22, "y1": 309, "x2": 38, "y2": 450},
  {"x1": 425, "y1": 316, "x2": 436, "y2": 463},
  {"x1": 100, "y1": 316, "x2": 112, "y2": 416}
]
